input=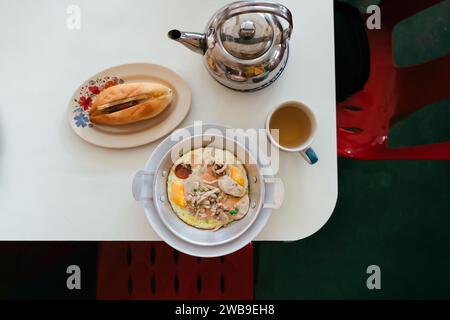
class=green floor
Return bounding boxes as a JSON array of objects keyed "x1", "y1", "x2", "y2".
[{"x1": 254, "y1": 0, "x2": 450, "y2": 299}]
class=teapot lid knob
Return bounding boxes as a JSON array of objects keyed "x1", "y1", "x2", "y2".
[{"x1": 239, "y1": 20, "x2": 256, "y2": 40}]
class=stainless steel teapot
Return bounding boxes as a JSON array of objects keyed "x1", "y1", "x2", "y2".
[{"x1": 168, "y1": 1, "x2": 293, "y2": 92}]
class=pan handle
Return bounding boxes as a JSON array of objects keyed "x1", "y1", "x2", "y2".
[
  {"x1": 263, "y1": 177, "x2": 285, "y2": 210},
  {"x1": 132, "y1": 170, "x2": 156, "y2": 202}
]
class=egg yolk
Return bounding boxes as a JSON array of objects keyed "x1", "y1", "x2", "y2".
[
  {"x1": 230, "y1": 166, "x2": 245, "y2": 187},
  {"x1": 171, "y1": 181, "x2": 186, "y2": 208}
]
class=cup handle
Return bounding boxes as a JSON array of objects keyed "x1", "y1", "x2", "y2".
[
  {"x1": 132, "y1": 170, "x2": 156, "y2": 202},
  {"x1": 300, "y1": 148, "x2": 319, "y2": 165},
  {"x1": 263, "y1": 178, "x2": 285, "y2": 210}
]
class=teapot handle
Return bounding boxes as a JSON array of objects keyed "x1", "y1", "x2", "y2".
[{"x1": 220, "y1": 1, "x2": 293, "y2": 39}]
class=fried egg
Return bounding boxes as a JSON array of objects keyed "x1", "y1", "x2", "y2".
[{"x1": 167, "y1": 147, "x2": 249, "y2": 230}]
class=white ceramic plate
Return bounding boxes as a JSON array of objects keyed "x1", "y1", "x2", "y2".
[
  {"x1": 68, "y1": 63, "x2": 191, "y2": 149},
  {"x1": 138, "y1": 123, "x2": 276, "y2": 257}
]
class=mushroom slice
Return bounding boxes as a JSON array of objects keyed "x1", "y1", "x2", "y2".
[
  {"x1": 183, "y1": 175, "x2": 202, "y2": 195},
  {"x1": 218, "y1": 175, "x2": 246, "y2": 197},
  {"x1": 197, "y1": 188, "x2": 220, "y2": 204},
  {"x1": 215, "y1": 163, "x2": 228, "y2": 175},
  {"x1": 203, "y1": 178, "x2": 219, "y2": 187}
]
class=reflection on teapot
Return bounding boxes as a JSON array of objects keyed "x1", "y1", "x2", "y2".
[{"x1": 168, "y1": 1, "x2": 293, "y2": 92}]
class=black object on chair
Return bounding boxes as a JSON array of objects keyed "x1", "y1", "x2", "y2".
[{"x1": 334, "y1": 1, "x2": 370, "y2": 102}]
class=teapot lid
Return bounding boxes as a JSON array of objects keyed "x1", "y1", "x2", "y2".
[{"x1": 220, "y1": 13, "x2": 275, "y2": 60}]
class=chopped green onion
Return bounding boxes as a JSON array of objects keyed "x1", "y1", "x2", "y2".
[{"x1": 229, "y1": 208, "x2": 239, "y2": 215}]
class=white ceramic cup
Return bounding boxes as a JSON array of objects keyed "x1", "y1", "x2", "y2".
[{"x1": 266, "y1": 101, "x2": 319, "y2": 165}]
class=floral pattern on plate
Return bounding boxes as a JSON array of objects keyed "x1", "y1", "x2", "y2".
[{"x1": 72, "y1": 76, "x2": 125, "y2": 128}]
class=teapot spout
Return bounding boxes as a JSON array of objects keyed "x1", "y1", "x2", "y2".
[{"x1": 168, "y1": 30, "x2": 207, "y2": 56}]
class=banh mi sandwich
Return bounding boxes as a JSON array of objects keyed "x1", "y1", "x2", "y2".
[{"x1": 89, "y1": 82, "x2": 173, "y2": 126}]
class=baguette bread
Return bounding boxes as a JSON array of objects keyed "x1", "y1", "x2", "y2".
[{"x1": 89, "y1": 82, "x2": 173, "y2": 126}]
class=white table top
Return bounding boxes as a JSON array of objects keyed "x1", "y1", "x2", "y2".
[{"x1": 0, "y1": 0, "x2": 337, "y2": 241}]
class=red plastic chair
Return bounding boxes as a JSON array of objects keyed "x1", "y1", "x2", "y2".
[
  {"x1": 96, "y1": 242, "x2": 253, "y2": 300},
  {"x1": 337, "y1": 0, "x2": 450, "y2": 160}
]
